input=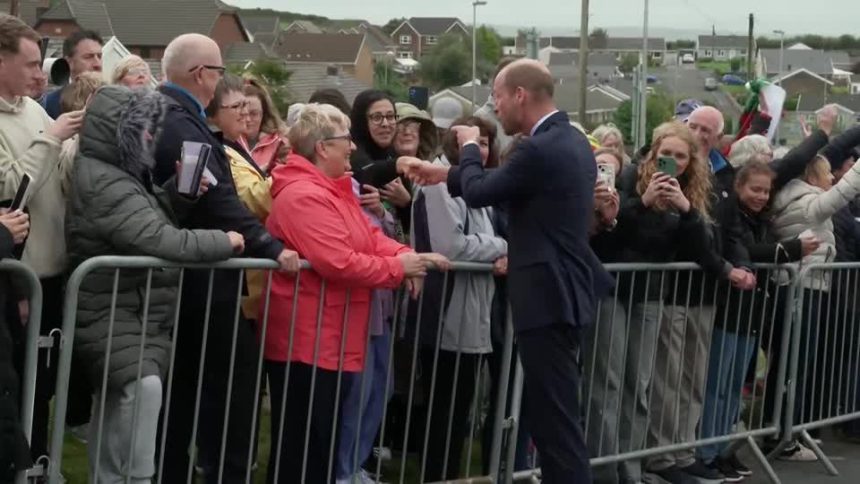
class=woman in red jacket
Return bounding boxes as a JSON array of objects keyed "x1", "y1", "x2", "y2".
[{"x1": 262, "y1": 103, "x2": 444, "y2": 483}]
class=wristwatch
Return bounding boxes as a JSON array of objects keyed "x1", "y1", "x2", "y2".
[{"x1": 605, "y1": 218, "x2": 618, "y2": 232}]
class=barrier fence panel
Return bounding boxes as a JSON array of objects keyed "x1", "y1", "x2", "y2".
[
  {"x1": 507, "y1": 263, "x2": 797, "y2": 484},
  {"x1": 1, "y1": 259, "x2": 43, "y2": 484},
  {"x1": 780, "y1": 262, "x2": 860, "y2": 477},
  {"x1": 45, "y1": 256, "x2": 510, "y2": 484}
]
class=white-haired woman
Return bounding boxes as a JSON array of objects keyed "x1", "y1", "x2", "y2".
[
  {"x1": 262, "y1": 103, "x2": 447, "y2": 483},
  {"x1": 592, "y1": 123, "x2": 631, "y2": 163},
  {"x1": 111, "y1": 55, "x2": 152, "y2": 89},
  {"x1": 729, "y1": 134, "x2": 772, "y2": 168}
]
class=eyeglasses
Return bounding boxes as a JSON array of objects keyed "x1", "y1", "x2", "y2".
[
  {"x1": 189, "y1": 65, "x2": 226, "y2": 76},
  {"x1": 247, "y1": 109, "x2": 263, "y2": 118},
  {"x1": 397, "y1": 121, "x2": 420, "y2": 135},
  {"x1": 221, "y1": 100, "x2": 249, "y2": 111},
  {"x1": 323, "y1": 134, "x2": 353, "y2": 143},
  {"x1": 368, "y1": 113, "x2": 397, "y2": 125},
  {"x1": 125, "y1": 68, "x2": 150, "y2": 78}
]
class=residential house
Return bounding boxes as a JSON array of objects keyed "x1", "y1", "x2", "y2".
[
  {"x1": 391, "y1": 17, "x2": 469, "y2": 59},
  {"x1": 547, "y1": 51, "x2": 619, "y2": 84},
  {"x1": 238, "y1": 11, "x2": 281, "y2": 38},
  {"x1": 326, "y1": 19, "x2": 397, "y2": 61},
  {"x1": 553, "y1": 82, "x2": 625, "y2": 125},
  {"x1": 696, "y1": 35, "x2": 749, "y2": 61},
  {"x1": 770, "y1": 68, "x2": 834, "y2": 100},
  {"x1": 428, "y1": 83, "x2": 493, "y2": 115},
  {"x1": 283, "y1": 20, "x2": 324, "y2": 34},
  {"x1": 285, "y1": 63, "x2": 371, "y2": 105},
  {"x1": 224, "y1": 41, "x2": 275, "y2": 66},
  {"x1": 0, "y1": 0, "x2": 50, "y2": 26},
  {"x1": 33, "y1": 0, "x2": 249, "y2": 61},
  {"x1": 794, "y1": 92, "x2": 860, "y2": 141},
  {"x1": 531, "y1": 36, "x2": 667, "y2": 64},
  {"x1": 757, "y1": 47, "x2": 850, "y2": 80},
  {"x1": 851, "y1": 75, "x2": 860, "y2": 95},
  {"x1": 273, "y1": 32, "x2": 373, "y2": 85}
]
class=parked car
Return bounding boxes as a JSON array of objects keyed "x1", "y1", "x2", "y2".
[
  {"x1": 705, "y1": 78, "x2": 718, "y2": 91},
  {"x1": 722, "y1": 74, "x2": 745, "y2": 86},
  {"x1": 646, "y1": 75, "x2": 658, "y2": 84},
  {"x1": 681, "y1": 53, "x2": 695, "y2": 64}
]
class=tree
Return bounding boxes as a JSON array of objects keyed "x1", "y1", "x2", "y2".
[
  {"x1": 374, "y1": 61, "x2": 409, "y2": 102},
  {"x1": 382, "y1": 17, "x2": 406, "y2": 35},
  {"x1": 418, "y1": 34, "x2": 471, "y2": 89},
  {"x1": 619, "y1": 53, "x2": 638, "y2": 75},
  {"x1": 476, "y1": 25, "x2": 503, "y2": 67},
  {"x1": 589, "y1": 28, "x2": 609, "y2": 50},
  {"x1": 613, "y1": 94, "x2": 674, "y2": 148},
  {"x1": 730, "y1": 58, "x2": 742, "y2": 73},
  {"x1": 668, "y1": 40, "x2": 696, "y2": 50},
  {"x1": 228, "y1": 60, "x2": 292, "y2": 115}
]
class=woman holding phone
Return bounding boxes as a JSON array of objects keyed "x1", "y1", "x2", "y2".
[{"x1": 612, "y1": 122, "x2": 747, "y2": 483}]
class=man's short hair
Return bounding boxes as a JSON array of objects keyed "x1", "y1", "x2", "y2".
[
  {"x1": 60, "y1": 71, "x2": 105, "y2": 113},
  {"x1": 0, "y1": 14, "x2": 41, "y2": 56},
  {"x1": 308, "y1": 88, "x2": 351, "y2": 115},
  {"x1": 63, "y1": 30, "x2": 103, "y2": 58},
  {"x1": 502, "y1": 61, "x2": 554, "y2": 99}
]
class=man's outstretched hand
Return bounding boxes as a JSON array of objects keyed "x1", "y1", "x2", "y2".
[{"x1": 396, "y1": 156, "x2": 450, "y2": 185}]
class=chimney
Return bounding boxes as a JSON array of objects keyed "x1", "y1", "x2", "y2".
[{"x1": 326, "y1": 65, "x2": 341, "y2": 86}]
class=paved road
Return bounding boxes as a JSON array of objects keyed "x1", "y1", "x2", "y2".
[
  {"x1": 652, "y1": 64, "x2": 743, "y2": 122},
  {"x1": 741, "y1": 430, "x2": 860, "y2": 484}
]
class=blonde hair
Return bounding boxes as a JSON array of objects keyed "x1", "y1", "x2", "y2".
[
  {"x1": 592, "y1": 124, "x2": 625, "y2": 148},
  {"x1": 60, "y1": 71, "x2": 105, "y2": 113},
  {"x1": 111, "y1": 55, "x2": 150, "y2": 84},
  {"x1": 288, "y1": 103, "x2": 351, "y2": 161},
  {"x1": 803, "y1": 155, "x2": 831, "y2": 185},
  {"x1": 637, "y1": 121, "x2": 712, "y2": 220}
]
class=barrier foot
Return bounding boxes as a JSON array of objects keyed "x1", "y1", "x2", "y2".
[
  {"x1": 746, "y1": 436, "x2": 782, "y2": 484},
  {"x1": 765, "y1": 439, "x2": 790, "y2": 461},
  {"x1": 800, "y1": 430, "x2": 839, "y2": 476}
]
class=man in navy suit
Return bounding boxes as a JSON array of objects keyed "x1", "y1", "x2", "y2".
[{"x1": 399, "y1": 59, "x2": 613, "y2": 483}]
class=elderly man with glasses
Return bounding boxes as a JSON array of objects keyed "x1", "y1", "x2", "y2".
[{"x1": 152, "y1": 33, "x2": 300, "y2": 483}]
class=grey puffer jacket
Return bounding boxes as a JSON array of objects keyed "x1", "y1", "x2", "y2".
[{"x1": 65, "y1": 86, "x2": 234, "y2": 391}]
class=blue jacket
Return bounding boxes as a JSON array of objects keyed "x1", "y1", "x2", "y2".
[
  {"x1": 447, "y1": 111, "x2": 614, "y2": 332},
  {"x1": 41, "y1": 87, "x2": 63, "y2": 119}
]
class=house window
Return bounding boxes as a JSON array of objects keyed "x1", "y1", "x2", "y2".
[
  {"x1": 398, "y1": 51, "x2": 412, "y2": 59},
  {"x1": 740, "y1": 50, "x2": 747, "y2": 55},
  {"x1": 399, "y1": 35, "x2": 411, "y2": 45},
  {"x1": 705, "y1": 50, "x2": 712, "y2": 57},
  {"x1": 426, "y1": 35, "x2": 438, "y2": 45},
  {"x1": 719, "y1": 50, "x2": 726, "y2": 57}
]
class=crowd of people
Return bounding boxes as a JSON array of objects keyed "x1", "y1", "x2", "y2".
[{"x1": 2, "y1": 11, "x2": 860, "y2": 484}]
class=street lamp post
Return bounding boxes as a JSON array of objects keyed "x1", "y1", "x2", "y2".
[
  {"x1": 773, "y1": 30, "x2": 785, "y2": 86},
  {"x1": 472, "y1": 0, "x2": 487, "y2": 112},
  {"x1": 636, "y1": 0, "x2": 649, "y2": 151}
]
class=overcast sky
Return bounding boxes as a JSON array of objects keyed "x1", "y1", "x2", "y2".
[{"x1": 231, "y1": 0, "x2": 853, "y2": 37}]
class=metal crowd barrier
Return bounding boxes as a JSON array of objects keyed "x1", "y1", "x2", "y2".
[
  {"x1": 777, "y1": 262, "x2": 860, "y2": 477},
  {"x1": 33, "y1": 257, "x2": 860, "y2": 483},
  {"x1": 43, "y1": 256, "x2": 513, "y2": 484},
  {"x1": 508, "y1": 263, "x2": 798, "y2": 484},
  {"x1": 0, "y1": 259, "x2": 43, "y2": 484}
]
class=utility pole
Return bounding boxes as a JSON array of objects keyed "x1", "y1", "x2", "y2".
[
  {"x1": 636, "y1": 0, "x2": 649, "y2": 150},
  {"x1": 471, "y1": 1, "x2": 487, "y2": 113},
  {"x1": 578, "y1": 0, "x2": 589, "y2": 125},
  {"x1": 747, "y1": 14, "x2": 755, "y2": 79}
]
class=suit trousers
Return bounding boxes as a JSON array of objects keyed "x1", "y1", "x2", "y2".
[
  {"x1": 517, "y1": 323, "x2": 592, "y2": 484},
  {"x1": 646, "y1": 305, "x2": 715, "y2": 471}
]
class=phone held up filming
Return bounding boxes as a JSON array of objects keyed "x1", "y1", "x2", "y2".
[
  {"x1": 178, "y1": 141, "x2": 212, "y2": 196},
  {"x1": 657, "y1": 156, "x2": 677, "y2": 178}
]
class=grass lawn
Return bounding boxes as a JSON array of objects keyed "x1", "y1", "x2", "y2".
[{"x1": 60, "y1": 409, "x2": 487, "y2": 483}]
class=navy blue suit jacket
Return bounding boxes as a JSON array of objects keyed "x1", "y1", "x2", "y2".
[
  {"x1": 41, "y1": 87, "x2": 63, "y2": 119},
  {"x1": 447, "y1": 111, "x2": 614, "y2": 333}
]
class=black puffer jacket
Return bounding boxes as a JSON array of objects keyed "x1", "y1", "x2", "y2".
[
  {"x1": 715, "y1": 199, "x2": 803, "y2": 333},
  {"x1": 0, "y1": 229, "x2": 30, "y2": 482},
  {"x1": 66, "y1": 86, "x2": 235, "y2": 390}
]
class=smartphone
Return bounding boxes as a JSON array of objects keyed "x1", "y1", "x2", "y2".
[
  {"x1": 10, "y1": 174, "x2": 31, "y2": 211},
  {"x1": 597, "y1": 164, "x2": 615, "y2": 189},
  {"x1": 657, "y1": 156, "x2": 677, "y2": 177},
  {"x1": 177, "y1": 142, "x2": 212, "y2": 195}
]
